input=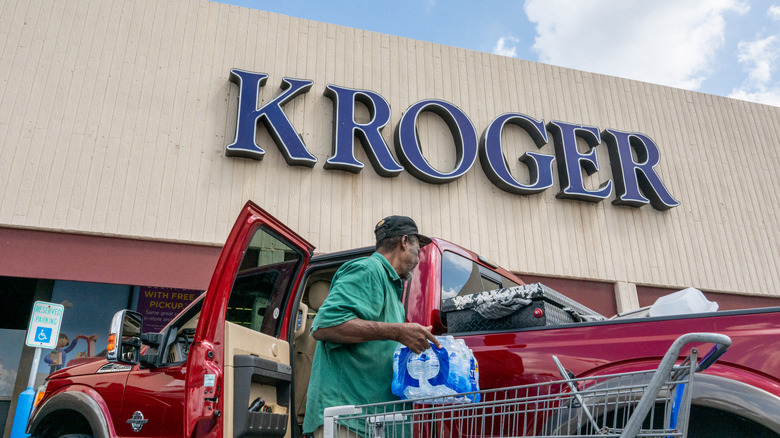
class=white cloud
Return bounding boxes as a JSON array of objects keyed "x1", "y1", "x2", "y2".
[
  {"x1": 493, "y1": 36, "x2": 520, "y2": 58},
  {"x1": 737, "y1": 36, "x2": 778, "y2": 84},
  {"x1": 729, "y1": 35, "x2": 780, "y2": 106},
  {"x1": 523, "y1": 0, "x2": 749, "y2": 90},
  {"x1": 729, "y1": 87, "x2": 780, "y2": 106},
  {"x1": 769, "y1": 4, "x2": 780, "y2": 20},
  {"x1": 0, "y1": 362, "x2": 17, "y2": 398}
]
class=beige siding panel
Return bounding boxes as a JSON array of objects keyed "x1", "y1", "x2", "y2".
[
  {"x1": 2, "y1": 1, "x2": 41, "y2": 224},
  {"x1": 24, "y1": 2, "x2": 59, "y2": 227},
  {"x1": 3, "y1": 0, "x2": 780, "y2": 298}
]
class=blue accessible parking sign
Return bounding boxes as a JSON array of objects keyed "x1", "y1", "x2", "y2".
[
  {"x1": 25, "y1": 301, "x2": 64, "y2": 349},
  {"x1": 34, "y1": 327, "x2": 53, "y2": 344},
  {"x1": 12, "y1": 301, "x2": 66, "y2": 438}
]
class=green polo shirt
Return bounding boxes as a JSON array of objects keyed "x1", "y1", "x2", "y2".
[{"x1": 303, "y1": 252, "x2": 406, "y2": 434}]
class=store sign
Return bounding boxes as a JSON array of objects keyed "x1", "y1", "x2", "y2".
[
  {"x1": 226, "y1": 69, "x2": 679, "y2": 210},
  {"x1": 136, "y1": 287, "x2": 199, "y2": 333}
]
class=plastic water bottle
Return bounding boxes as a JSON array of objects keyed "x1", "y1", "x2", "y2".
[
  {"x1": 445, "y1": 338, "x2": 479, "y2": 402},
  {"x1": 404, "y1": 349, "x2": 444, "y2": 399},
  {"x1": 392, "y1": 340, "x2": 449, "y2": 399},
  {"x1": 392, "y1": 336, "x2": 480, "y2": 403},
  {"x1": 392, "y1": 347, "x2": 404, "y2": 397},
  {"x1": 469, "y1": 354, "x2": 480, "y2": 402}
]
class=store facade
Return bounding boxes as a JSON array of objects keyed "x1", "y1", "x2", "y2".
[{"x1": 2, "y1": 0, "x2": 780, "y2": 432}]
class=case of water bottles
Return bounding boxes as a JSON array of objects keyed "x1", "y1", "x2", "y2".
[{"x1": 391, "y1": 336, "x2": 480, "y2": 403}]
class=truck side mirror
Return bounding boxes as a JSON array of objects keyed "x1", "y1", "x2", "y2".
[{"x1": 107, "y1": 310, "x2": 143, "y2": 365}]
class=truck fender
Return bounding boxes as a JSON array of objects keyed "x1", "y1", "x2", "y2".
[
  {"x1": 27, "y1": 391, "x2": 111, "y2": 438},
  {"x1": 692, "y1": 373, "x2": 780, "y2": 434},
  {"x1": 544, "y1": 369, "x2": 780, "y2": 436}
]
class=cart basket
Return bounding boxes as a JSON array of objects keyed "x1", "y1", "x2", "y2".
[{"x1": 323, "y1": 332, "x2": 731, "y2": 438}]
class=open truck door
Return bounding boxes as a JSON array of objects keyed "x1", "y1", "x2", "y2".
[{"x1": 185, "y1": 201, "x2": 314, "y2": 438}]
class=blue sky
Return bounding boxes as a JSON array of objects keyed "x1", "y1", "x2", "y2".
[{"x1": 213, "y1": 0, "x2": 780, "y2": 108}]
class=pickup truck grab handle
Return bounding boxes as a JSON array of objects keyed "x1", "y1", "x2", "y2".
[{"x1": 696, "y1": 340, "x2": 731, "y2": 372}]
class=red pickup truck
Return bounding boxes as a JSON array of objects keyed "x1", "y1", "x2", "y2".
[{"x1": 26, "y1": 201, "x2": 780, "y2": 438}]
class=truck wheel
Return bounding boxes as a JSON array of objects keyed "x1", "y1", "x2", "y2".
[
  {"x1": 687, "y1": 406, "x2": 778, "y2": 438},
  {"x1": 29, "y1": 409, "x2": 95, "y2": 438}
]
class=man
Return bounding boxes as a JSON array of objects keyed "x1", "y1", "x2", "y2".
[{"x1": 302, "y1": 216, "x2": 442, "y2": 437}]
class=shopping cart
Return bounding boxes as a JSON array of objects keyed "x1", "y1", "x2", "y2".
[{"x1": 323, "y1": 332, "x2": 731, "y2": 438}]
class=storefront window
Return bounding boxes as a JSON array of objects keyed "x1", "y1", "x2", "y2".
[
  {"x1": 38, "y1": 281, "x2": 132, "y2": 376},
  {"x1": 0, "y1": 277, "x2": 39, "y2": 403}
]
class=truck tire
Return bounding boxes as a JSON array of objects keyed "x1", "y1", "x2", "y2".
[
  {"x1": 689, "y1": 375, "x2": 780, "y2": 438},
  {"x1": 687, "y1": 406, "x2": 779, "y2": 438},
  {"x1": 28, "y1": 392, "x2": 108, "y2": 438}
]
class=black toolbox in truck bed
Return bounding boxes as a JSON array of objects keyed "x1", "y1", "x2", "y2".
[{"x1": 441, "y1": 283, "x2": 606, "y2": 333}]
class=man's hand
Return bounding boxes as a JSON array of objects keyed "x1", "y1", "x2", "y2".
[
  {"x1": 313, "y1": 319, "x2": 442, "y2": 353},
  {"x1": 395, "y1": 323, "x2": 441, "y2": 354}
]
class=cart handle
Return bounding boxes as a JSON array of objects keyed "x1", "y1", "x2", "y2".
[
  {"x1": 621, "y1": 332, "x2": 731, "y2": 438},
  {"x1": 323, "y1": 405, "x2": 361, "y2": 438}
]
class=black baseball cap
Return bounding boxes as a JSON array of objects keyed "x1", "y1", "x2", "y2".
[{"x1": 374, "y1": 216, "x2": 432, "y2": 247}]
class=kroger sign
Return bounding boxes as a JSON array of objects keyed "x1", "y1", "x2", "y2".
[{"x1": 226, "y1": 69, "x2": 679, "y2": 211}]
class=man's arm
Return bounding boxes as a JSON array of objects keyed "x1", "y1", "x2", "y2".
[{"x1": 313, "y1": 319, "x2": 442, "y2": 354}]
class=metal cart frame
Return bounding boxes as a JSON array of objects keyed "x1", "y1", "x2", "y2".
[{"x1": 323, "y1": 333, "x2": 731, "y2": 438}]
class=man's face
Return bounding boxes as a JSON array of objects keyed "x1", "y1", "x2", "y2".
[{"x1": 400, "y1": 236, "x2": 421, "y2": 281}]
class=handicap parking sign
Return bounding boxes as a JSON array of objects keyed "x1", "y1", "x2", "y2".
[
  {"x1": 35, "y1": 327, "x2": 53, "y2": 344},
  {"x1": 26, "y1": 301, "x2": 64, "y2": 349}
]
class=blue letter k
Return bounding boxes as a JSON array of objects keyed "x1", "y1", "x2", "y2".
[{"x1": 226, "y1": 69, "x2": 316, "y2": 166}]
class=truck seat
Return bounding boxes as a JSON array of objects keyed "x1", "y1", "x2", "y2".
[{"x1": 294, "y1": 280, "x2": 330, "y2": 425}]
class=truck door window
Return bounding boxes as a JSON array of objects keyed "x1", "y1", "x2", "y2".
[
  {"x1": 441, "y1": 251, "x2": 516, "y2": 301},
  {"x1": 162, "y1": 299, "x2": 203, "y2": 364},
  {"x1": 226, "y1": 227, "x2": 304, "y2": 337}
]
